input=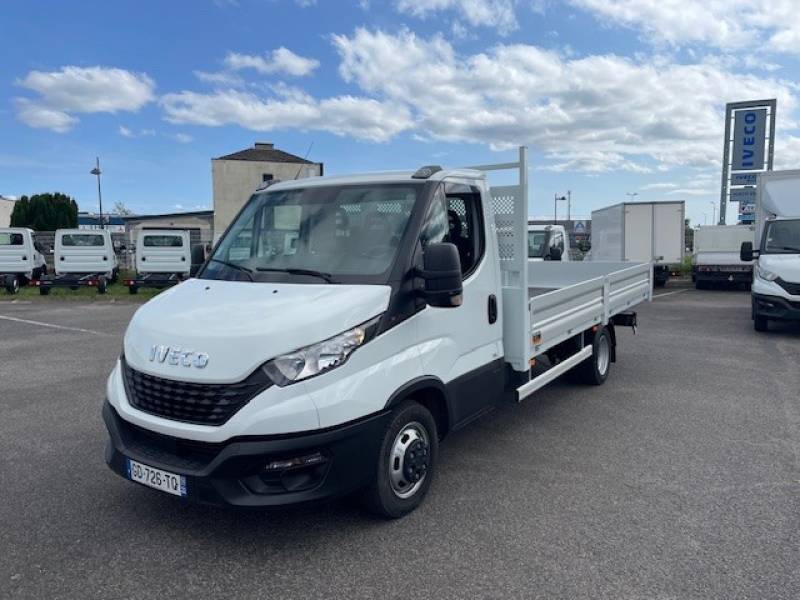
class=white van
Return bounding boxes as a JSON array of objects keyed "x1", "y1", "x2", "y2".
[
  {"x1": 0, "y1": 227, "x2": 47, "y2": 293},
  {"x1": 55, "y1": 229, "x2": 118, "y2": 280}
]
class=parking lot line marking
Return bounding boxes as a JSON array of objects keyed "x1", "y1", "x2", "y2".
[
  {"x1": 653, "y1": 289, "x2": 688, "y2": 299},
  {"x1": 0, "y1": 314, "x2": 108, "y2": 336}
]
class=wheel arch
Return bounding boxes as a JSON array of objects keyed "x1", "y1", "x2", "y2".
[{"x1": 384, "y1": 377, "x2": 451, "y2": 440}]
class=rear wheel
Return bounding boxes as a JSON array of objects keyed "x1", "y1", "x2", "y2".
[
  {"x1": 128, "y1": 284, "x2": 139, "y2": 295},
  {"x1": 39, "y1": 286, "x2": 50, "y2": 296},
  {"x1": 361, "y1": 400, "x2": 438, "y2": 519},
  {"x1": 97, "y1": 276, "x2": 108, "y2": 294},
  {"x1": 576, "y1": 327, "x2": 612, "y2": 385},
  {"x1": 4, "y1": 274, "x2": 20, "y2": 294}
]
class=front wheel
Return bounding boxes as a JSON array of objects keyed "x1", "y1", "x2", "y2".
[
  {"x1": 576, "y1": 327, "x2": 612, "y2": 385},
  {"x1": 361, "y1": 401, "x2": 438, "y2": 519},
  {"x1": 754, "y1": 315, "x2": 768, "y2": 332}
]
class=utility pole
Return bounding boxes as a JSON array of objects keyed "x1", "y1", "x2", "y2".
[
  {"x1": 709, "y1": 201, "x2": 717, "y2": 226},
  {"x1": 90, "y1": 157, "x2": 104, "y2": 229}
]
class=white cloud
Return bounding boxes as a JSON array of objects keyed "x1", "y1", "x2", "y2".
[
  {"x1": 173, "y1": 133, "x2": 194, "y2": 143},
  {"x1": 223, "y1": 47, "x2": 320, "y2": 77},
  {"x1": 571, "y1": 0, "x2": 800, "y2": 55},
  {"x1": 118, "y1": 126, "x2": 155, "y2": 138},
  {"x1": 639, "y1": 182, "x2": 678, "y2": 191},
  {"x1": 194, "y1": 70, "x2": 244, "y2": 87},
  {"x1": 160, "y1": 89, "x2": 411, "y2": 142},
  {"x1": 15, "y1": 66, "x2": 155, "y2": 132},
  {"x1": 15, "y1": 99, "x2": 77, "y2": 132},
  {"x1": 394, "y1": 0, "x2": 519, "y2": 35},
  {"x1": 330, "y1": 28, "x2": 798, "y2": 171}
]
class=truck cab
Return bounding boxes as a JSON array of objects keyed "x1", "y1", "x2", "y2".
[
  {"x1": 741, "y1": 170, "x2": 800, "y2": 331},
  {"x1": 692, "y1": 225, "x2": 754, "y2": 289},
  {"x1": 0, "y1": 227, "x2": 47, "y2": 293},
  {"x1": 135, "y1": 230, "x2": 191, "y2": 276},
  {"x1": 55, "y1": 229, "x2": 118, "y2": 280},
  {"x1": 527, "y1": 224, "x2": 570, "y2": 262},
  {"x1": 102, "y1": 150, "x2": 651, "y2": 518}
]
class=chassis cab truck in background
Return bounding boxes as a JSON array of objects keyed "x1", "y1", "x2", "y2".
[
  {"x1": 741, "y1": 170, "x2": 800, "y2": 331},
  {"x1": 37, "y1": 229, "x2": 119, "y2": 295},
  {"x1": 527, "y1": 224, "x2": 571, "y2": 262},
  {"x1": 124, "y1": 230, "x2": 192, "y2": 294},
  {"x1": 103, "y1": 148, "x2": 652, "y2": 518},
  {"x1": 589, "y1": 201, "x2": 685, "y2": 287},
  {"x1": 0, "y1": 227, "x2": 47, "y2": 293},
  {"x1": 692, "y1": 225, "x2": 754, "y2": 289}
]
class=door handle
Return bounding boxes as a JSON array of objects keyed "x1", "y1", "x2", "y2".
[{"x1": 488, "y1": 295, "x2": 498, "y2": 324}]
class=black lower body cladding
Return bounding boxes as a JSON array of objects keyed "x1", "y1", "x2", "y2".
[{"x1": 103, "y1": 401, "x2": 390, "y2": 508}]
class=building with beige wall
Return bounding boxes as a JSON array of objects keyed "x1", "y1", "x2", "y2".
[
  {"x1": 121, "y1": 210, "x2": 214, "y2": 247},
  {"x1": 0, "y1": 196, "x2": 16, "y2": 227},
  {"x1": 212, "y1": 142, "x2": 322, "y2": 235}
]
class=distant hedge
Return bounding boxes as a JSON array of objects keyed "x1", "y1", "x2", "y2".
[{"x1": 10, "y1": 193, "x2": 78, "y2": 230}]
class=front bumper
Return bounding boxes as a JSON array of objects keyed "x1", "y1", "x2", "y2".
[
  {"x1": 752, "y1": 293, "x2": 800, "y2": 322},
  {"x1": 693, "y1": 267, "x2": 752, "y2": 283},
  {"x1": 103, "y1": 400, "x2": 389, "y2": 508}
]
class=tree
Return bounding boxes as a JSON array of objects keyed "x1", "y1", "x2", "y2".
[
  {"x1": 112, "y1": 201, "x2": 134, "y2": 216},
  {"x1": 684, "y1": 218, "x2": 694, "y2": 252},
  {"x1": 10, "y1": 192, "x2": 78, "y2": 230}
]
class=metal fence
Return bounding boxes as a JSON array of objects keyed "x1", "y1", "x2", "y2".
[{"x1": 33, "y1": 231, "x2": 214, "y2": 272}]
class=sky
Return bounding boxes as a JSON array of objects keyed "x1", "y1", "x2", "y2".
[{"x1": 2, "y1": 0, "x2": 799, "y2": 227}]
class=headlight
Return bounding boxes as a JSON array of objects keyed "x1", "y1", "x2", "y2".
[
  {"x1": 262, "y1": 316, "x2": 382, "y2": 386},
  {"x1": 757, "y1": 265, "x2": 778, "y2": 281}
]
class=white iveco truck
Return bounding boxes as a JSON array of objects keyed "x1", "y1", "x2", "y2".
[
  {"x1": 0, "y1": 227, "x2": 47, "y2": 293},
  {"x1": 103, "y1": 149, "x2": 652, "y2": 518},
  {"x1": 740, "y1": 170, "x2": 800, "y2": 331}
]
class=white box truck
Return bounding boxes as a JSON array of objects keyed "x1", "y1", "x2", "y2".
[
  {"x1": 103, "y1": 149, "x2": 652, "y2": 518},
  {"x1": 0, "y1": 227, "x2": 47, "y2": 293},
  {"x1": 740, "y1": 170, "x2": 800, "y2": 331},
  {"x1": 589, "y1": 201, "x2": 685, "y2": 287},
  {"x1": 692, "y1": 225, "x2": 754, "y2": 289},
  {"x1": 123, "y1": 230, "x2": 192, "y2": 294},
  {"x1": 37, "y1": 229, "x2": 118, "y2": 294}
]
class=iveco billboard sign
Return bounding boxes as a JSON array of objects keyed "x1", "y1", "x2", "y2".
[{"x1": 731, "y1": 108, "x2": 767, "y2": 171}]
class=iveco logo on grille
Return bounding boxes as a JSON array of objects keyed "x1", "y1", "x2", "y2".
[{"x1": 149, "y1": 345, "x2": 209, "y2": 369}]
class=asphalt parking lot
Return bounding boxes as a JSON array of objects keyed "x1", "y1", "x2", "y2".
[{"x1": 1, "y1": 288, "x2": 799, "y2": 599}]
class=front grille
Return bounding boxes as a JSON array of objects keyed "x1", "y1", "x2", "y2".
[
  {"x1": 776, "y1": 278, "x2": 800, "y2": 296},
  {"x1": 122, "y1": 359, "x2": 271, "y2": 425}
]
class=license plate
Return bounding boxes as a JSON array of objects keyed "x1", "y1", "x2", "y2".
[{"x1": 126, "y1": 458, "x2": 187, "y2": 497}]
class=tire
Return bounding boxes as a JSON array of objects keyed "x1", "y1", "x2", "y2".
[
  {"x1": 361, "y1": 400, "x2": 438, "y2": 519},
  {"x1": 4, "y1": 274, "x2": 19, "y2": 294},
  {"x1": 111, "y1": 268, "x2": 119, "y2": 284},
  {"x1": 695, "y1": 279, "x2": 707, "y2": 290},
  {"x1": 39, "y1": 286, "x2": 50, "y2": 296},
  {"x1": 575, "y1": 327, "x2": 612, "y2": 385},
  {"x1": 97, "y1": 277, "x2": 108, "y2": 294},
  {"x1": 128, "y1": 285, "x2": 139, "y2": 295},
  {"x1": 754, "y1": 315, "x2": 768, "y2": 332}
]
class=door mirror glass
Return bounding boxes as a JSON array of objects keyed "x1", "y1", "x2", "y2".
[
  {"x1": 740, "y1": 241, "x2": 754, "y2": 262},
  {"x1": 422, "y1": 242, "x2": 463, "y2": 308}
]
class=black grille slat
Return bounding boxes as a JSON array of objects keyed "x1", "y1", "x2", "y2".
[
  {"x1": 122, "y1": 359, "x2": 271, "y2": 425},
  {"x1": 776, "y1": 278, "x2": 800, "y2": 296}
]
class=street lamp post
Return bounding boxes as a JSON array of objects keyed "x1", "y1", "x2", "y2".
[
  {"x1": 710, "y1": 201, "x2": 717, "y2": 225},
  {"x1": 626, "y1": 192, "x2": 639, "y2": 202},
  {"x1": 567, "y1": 190, "x2": 571, "y2": 222},
  {"x1": 90, "y1": 157, "x2": 104, "y2": 229},
  {"x1": 554, "y1": 193, "x2": 566, "y2": 223}
]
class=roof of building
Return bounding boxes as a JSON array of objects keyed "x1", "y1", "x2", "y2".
[
  {"x1": 214, "y1": 142, "x2": 316, "y2": 164},
  {"x1": 120, "y1": 210, "x2": 213, "y2": 221},
  {"x1": 0, "y1": 195, "x2": 17, "y2": 203}
]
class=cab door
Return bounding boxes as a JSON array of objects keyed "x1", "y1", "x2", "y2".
[{"x1": 414, "y1": 179, "x2": 504, "y2": 429}]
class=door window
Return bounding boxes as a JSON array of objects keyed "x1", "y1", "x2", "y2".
[{"x1": 444, "y1": 183, "x2": 485, "y2": 276}]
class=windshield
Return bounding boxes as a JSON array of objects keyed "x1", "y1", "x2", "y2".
[
  {"x1": 144, "y1": 234, "x2": 183, "y2": 247},
  {"x1": 763, "y1": 220, "x2": 800, "y2": 254},
  {"x1": 202, "y1": 183, "x2": 422, "y2": 284},
  {"x1": 61, "y1": 233, "x2": 104, "y2": 247},
  {"x1": 528, "y1": 231, "x2": 547, "y2": 258}
]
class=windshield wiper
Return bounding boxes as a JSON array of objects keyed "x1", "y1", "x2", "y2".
[
  {"x1": 208, "y1": 258, "x2": 255, "y2": 281},
  {"x1": 255, "y1": 267, "x2": 337, "y2": 283}
]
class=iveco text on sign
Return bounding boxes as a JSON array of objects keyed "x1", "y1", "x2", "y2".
[{"x1": 731, "y1": 109, "x2": 767, "y2": 171}]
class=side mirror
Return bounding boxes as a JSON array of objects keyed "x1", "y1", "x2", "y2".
[
  {"x1": 421, "y1": 242, "x2": 463, "y2": 308},
  {"x1": 740, "y1": 241, "x2": 755, "y2": 262},
  {"x1": 548, "y1": 246, "x2": 563, "y2": 261}
]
